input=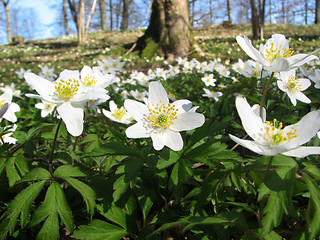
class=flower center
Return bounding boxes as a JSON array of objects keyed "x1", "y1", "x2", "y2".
[
  {"x1": 265, "y1": 42, "x2": 294, "y2": 62},
  {"x1": 0, "y1": 100, "x2": 7, "y2": 109},
  {"x1": 114, "y1": 107, "x2": 126, "y2": 120},
  {"x1": 44, "y1": 102, "x2": 54, "y2": 110},
  {"x1": 54, "y1": 78, "x2": 80, "y2": 101},
  {"x1": 147, "y1": 102, "x2": 178, "y2": 128},
  {"x1": 287, "y1": 76, "x2": 302, "y2": 92},
  {"x1": 83, "y1": 75, "x2": 97, "y2": 87},
  {"x1": 264, "y1": 119, "x2": 297, "y2": 146}
]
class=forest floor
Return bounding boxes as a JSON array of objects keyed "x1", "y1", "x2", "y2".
[{"x1": 0, "y1": 23, "x2": 320, "y2": 83}]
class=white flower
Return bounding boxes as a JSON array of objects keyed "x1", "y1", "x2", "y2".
[
  {"x1": 39, "y1": 65, "x2": 57, "y2": 81},
  {"x1": 236, "y1": 34, "x2": 319, "y2": 72},
  {"x1": 97, "y1": 56, "x2": 125, "y2": 74},
  {"x1": 124, "y1": 81, "x2": 205, "y2": 151},
  {"x1": 130, "y1": 89, "x2": 148, "y2": 102},
  {"x1": 102, "y1": 101, "x2": 132, "y2": 124},
  {"x1": 24, "y1": 70, "x2": 108, "y2": 136},
  {"x1": 0, "y1": 83, "x2": 21, "y2": 98},
  {"x1": 201, "y1": 74, "x2": 217, "y2": 87},
  {"x1": 0, "y1": 102, "x2": 8, "y2": 119},
  {"x1": 300, "y1": 66, "x2": 320, "y2": 89},
  {"x1": 15, "y1": 67, "x2": 31, "y2": 79},
  {"x1": 277, "y1": 69, "x2": 311, "y2": 106},
  {"x1": 229, "y1": 96, "x2": 320, "y2": 157},
  {"x1": 1, "y1": 124, "x2": 17, "y2": 144},
  {"x1": 35, "y1": 100, "x2": 57, "y2": 118},
  {"x1": 0, "y1": 91, "x2": 20, "y2": 123},
  {"x1": 80, "y1": 66, "x2": 112, "y2": 108},
  {"x1": 202, "y1": 88, "x2": 223, "y2": 101}
]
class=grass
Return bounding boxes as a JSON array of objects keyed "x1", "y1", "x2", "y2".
[{"x1": 0, "y1": 23, "x2": 320, "y2": 83}]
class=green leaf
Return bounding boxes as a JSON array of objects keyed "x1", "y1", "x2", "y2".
[
  {"x1": 1, "y1": 180, "x2": 46, "y2": 237},
  {"x1": 53, "y1": 165, "x2": 86, "y2": 178},
  {"x1": 303, "y1": 173, "x2": 320, "y2": 240},
  {"x1": 36, "y1": 211, "x2": 59, "y2": 240},
  {"x1": 6, "y1": 157, "x2": 21, "y2": 187},
  {"x1": 64, "y1": 177, "x2": 96, "y2": 217},
  {"x1": 31, "y1": 181, "x2": 73, "y2": 233},
  {"x1": 18, "y1": 168, "x2": 51, "y2": 183},
  {"x1": 86, "y1": 142, "x2": 143, "y2": 158},
  {"x1": 72, "y1": 219, "x2": 127, "y2": 240}
]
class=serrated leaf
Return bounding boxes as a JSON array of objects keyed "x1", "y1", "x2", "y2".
[
  {"x1": 6, "y1": 157, "x2": 21, "y2": 187},
  {"x1": 3, "y1": 180, "x2": 46, "y2": 236},
  {"x1": 72, "y1": 219, "x2": 127, "y2": 240},
  {"x1": 36, "y1": 211, "x2": 59, "y2": 240},
  {"x1": 64, "y1": 177, "x2": 96, "y2": 217},
  {"x1": 19, "y1": 168, "x2": 51, "y2": 183},
  {"x1": 53, "y1": 165, "x2": 86, "y2": 178}
]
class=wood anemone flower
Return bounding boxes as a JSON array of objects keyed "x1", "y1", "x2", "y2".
[
  {"x1": 236, "y1": 34, "x2": 319, "y2": 72},
  {"x1": 124, "y1": 81, "x2": 205, "y2": 151},
  {"x1": 229, "y1": 96, "x2": 320, "y2": 157}
]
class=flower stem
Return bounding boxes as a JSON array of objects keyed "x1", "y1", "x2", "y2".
[
  {"x1": 259, "y1": 72, "x2": 274, "y2": 119},
  {"x1": 264, "y1": 156, "x2": 273, "y2": 181},
  {"x1": 49, "y1": 118, "x2": 63, "y2": 166}
]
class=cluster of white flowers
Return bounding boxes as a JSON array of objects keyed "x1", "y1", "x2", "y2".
[{"x1": 230, "y1": 33, "x2": 320, "y2": 157}]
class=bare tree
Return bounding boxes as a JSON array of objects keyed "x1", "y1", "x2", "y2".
[
  {"x1": 99, "y1": 0, "x2": 108, "y2": 30},
  {"x1": 227, "y1": 0, "x2": 232, "y2": 23},
  {"x1": 63, "y1": 0, "x2": 70, "y2": 35},
  {"x1": 120, "y1": 0, "x2": 129, "y2": 30},
  {"x1": 249, "y1": 0, "x2": 266, "y2": 40},
  {"x1": 1, "y1": 0, "x2": 11, "y2": 43}
]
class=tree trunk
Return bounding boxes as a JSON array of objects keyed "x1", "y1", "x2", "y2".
[
  {"x1": 120, "y1": 0, "x2": 129, "y2": 30},
  {"x1": 250, "y1": 0, "x2": 259, "y2": 40},
  {"x1": 78, "y1": 0, "x2": 85, "y2": 44},
  {"x1": 227, "y1": 0, "x2": 232, "y2": 23},
  {"x1": 99, "y1": 0, "x2": 108, "y2": 30},
  {"x1": 258, "y1": 0, "x2": 266, "y2": 39},
  {"x1": 316, "y1": 0, "x2": 320, "y2": 24},
  {"x1": 68, "y1": 0, "x2": 79, "y2": 30},
  {"x1": 135, "y1": 0, "x2": 197, "y2": 61},
  {"x1": 2, "y1": 0, "x2": 11, "y2": 44},
  {"x1": 109, "y1": 0, "x2": 113, "y2": 30},
  {"x1": 63, "y1": 0, "x2": 69, "y2": 36}
]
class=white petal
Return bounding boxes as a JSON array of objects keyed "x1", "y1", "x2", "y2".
[
  {"x1": 287, "y1": 92, "x2": 297, "y2": 106},
  {"x1": 163, "y1": 130, "x2": 183, "y2": 151},
  {"x1": 282, "y1": 146, "x2": 320, "y2": 158},
  {"x1": 172, "y1": 100, "x2": 193, "y2": 113},
  {"x1": 24, "y1": 73, "x2": 55, "y2": 97},
  {"x1": 283, "y1": 110, "x2": 320, "y2": 149},
  {"x1": 298, "y1": 78, "x2": 311, "y2": 91},
  {"x1": 267, "y1": 58, "x2": 290, "y2": 72},
  {"x1": 80, "y1": 65, "x2": 93, "y2": 82},
  {"x1": 58, "y1": 69, "x2": 79, "y2": 80},
  {"x1": 236, "y1": 36, "x2": 267, "y2": 65},
  {"x1": 235, "y1": 96, "x2": 264, "y2": 142},
  {"x1": 151, "y1": 132, "x2": 166, "y2": 150},
  {"x1": 288, "y1": 51, "x2": 320, "y2": 69},
  {"x1": 170, "y1": 112, "x2": 205, "y2": 131},
  {"x1": 294, "y1": 92, "x2": 311, "y2": 104},
  {"x1": 125, "y1": 123, "x2": 150, "y2": 138},
  {"x1": 148, "y1": 81, "x2": 169, "y2": 106},
  {"x1": 124, "y1": 99, "x2": 149, "y2": 122},
  {"x1": 57, "y1": 102, "x2": 83, "y2": 137},
  {"x1": 229, "y1": 134, "x2": 280, "y2": 156}
]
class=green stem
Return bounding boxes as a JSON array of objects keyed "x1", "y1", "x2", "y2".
[
  {"x1": 49, "y1": 118, "x2": 63, "y2": 166},
  {"x1": 264, "y1": 156, "x2": 273, "y2": 181},
  {"x1": 259, "y1": 72, "x2": 274, "y2": 119}
]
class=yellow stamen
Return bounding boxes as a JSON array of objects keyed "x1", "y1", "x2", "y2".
[
  {"x1": 264, "y1": 119, "x2": 297, "y2": 146},
  {"x1": 287, "y1": 76, "x2": 302, "y2": 92},
  {"x1": 113, "y1": 107, "x2": 126, "y2": 120},
  {"x1": 55, "y1": 78, "x2": 80, "y2": 101},
  {"x1": 83, "y1": 75, "x2": 97, "y2": 87},
  {"x1": 147, "y1": 101, "x2": 178, "y2": 128},
  {"x1": 265, "y1": 42, "x2": 294, "y2": 62}
]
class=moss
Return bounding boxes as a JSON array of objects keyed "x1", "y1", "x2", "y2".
[{"x1": 140, "y1": 37, "x2": 160, "y2": 59}]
